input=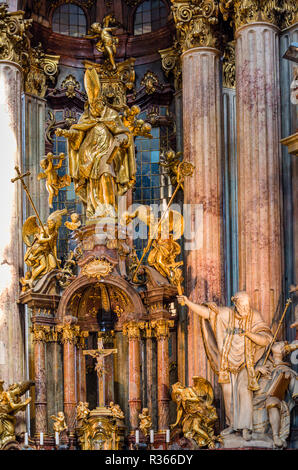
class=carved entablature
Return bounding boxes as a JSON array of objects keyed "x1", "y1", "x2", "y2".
[{"x1": 171, "y1": 0, "x2": 220, "y2": 51}]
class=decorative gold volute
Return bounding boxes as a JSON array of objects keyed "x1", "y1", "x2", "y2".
[
  {"x1": 171, "y1": 0, "x2": 220, "y2": 51},
  {"x1": 31, "y1": 324, "x2": 51, "y2": 343},
  {"x1": 222, "y1": 41, "x2": 235, "y2": 88},
  {"x1": 219, "y1": 0, "x2": 297, "y2": 31}
]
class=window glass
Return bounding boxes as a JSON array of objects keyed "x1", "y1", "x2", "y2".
[
  {"x1": 52, "y1": 4, "x2": 87, "y2": 37},
  {"x1": 134, "y1": 0, "x2": 167, "y2": 36}
]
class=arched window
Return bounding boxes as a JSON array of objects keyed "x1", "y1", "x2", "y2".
[
  {"x1": 134, "y1": 0, "x2": 168, "y2": 36},
  {"x1": 52, "y1": 3, "x2": 87, "y2": 37}
]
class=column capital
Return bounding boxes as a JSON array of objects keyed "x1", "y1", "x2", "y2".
[
  {"x1": 122, "y1": 321, "x2": 145, "y2": 339},
  {"x1": 31, "y1": 324, "x2": 52, "y2": 343},
  {"x1": 219, "y1": 0, "x2": 297, "y2": 31},
  {"x1": 24, "y1": 44, "x2": 60, "y2": 98},
  {"x1": 0, "y1": 4, "x2": 32, "y2": 65},
  {"x1": 150, "y1": 319, "x2": 175, "y2": 340},
  {"x1": 56, "y1": 323, "x2": 81, "y2": 345},
  {"x1": 171, "y1": 0, "x2": 221, "y2": 52}
]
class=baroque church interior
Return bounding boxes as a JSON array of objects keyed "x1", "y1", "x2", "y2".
[{"x1": 0, "y1": 0, "x2": 297, "y2": 451}]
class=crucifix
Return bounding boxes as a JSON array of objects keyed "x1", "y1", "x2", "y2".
[{"x1": 83, "y1": 333, "x2": 117, "y2": 408}]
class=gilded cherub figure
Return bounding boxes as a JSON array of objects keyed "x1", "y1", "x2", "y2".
[
  {"x1": 21, "y1": 209, "x2": 67, "y2": 289},
  {"x1": 139, "y1": 408, "x2": 152, "y2": 437},
  {"x1": 37, "y1": 152, "x2": 71, "y2": 208},
  {"x1": 51, "y1": 411, "x2": 68, "y2": 434},
  {"x1": 86, "y1": 15, "x2": 119, "y2": 70},
  {"x1": 64, "y1": 213, "x2": 81, "y2": 230},
  {"x1": 109, "y1": 401, "x2": 124, "y2": 420},
  {"x1": 159, "y1": 149, "x2": 183, "y2": 188}
]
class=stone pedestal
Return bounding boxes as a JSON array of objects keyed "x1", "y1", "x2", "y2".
[
  {"x1": 236, "y1": 22, "x2": 282, "y2": 325},
  {"x1": 182, "y1": 47, "x2": 224, "y2": 383},
  {"x1": 0, "y1": 62, "x2": 24, "y2": 387}
]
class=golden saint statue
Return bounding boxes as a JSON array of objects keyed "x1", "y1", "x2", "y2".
[
  {"x1": 56, "y1": 68, "x2": 135, "y2": 219},
  {"x1": 139, "y1": 408, "x2": 152, "y2": 437},
  {"x1": 51, "y1": 411, "x2": 68, "y2": 434}
]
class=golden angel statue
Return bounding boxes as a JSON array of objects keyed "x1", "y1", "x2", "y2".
[
  {"x1": 56, "y1": 68, "x2": 135, "y2": 219},
  {"x1": 37, "y1": 152, "x2": 71, "y2": 208},
  {"x1": 0, "y1": 381, "x2": 34, "y2": 449},
  {"x1": 109, "y1": 401, "x2": 124, "y2": 420},
  {"x1": 171, "y1": 378, "x2": 220, "y2": 448},
  {"x1": 21, "y1": 209, "x2": 67, "y2": 289},
  {"x1": 64, "y1": 212, "x2": 81, "y2": 230},
  {"x1": 51, "y1": 411, "x2": 68, "y2": 434},
  {"x1": 139, "y1": 408, "x2": 152, "y2": 437},
  {"x1": 159, "y1": 149, "x2": 183, "y2": 188},
  {"x1": 86, "y1": 15, "x2": 119, "y2": 70}
]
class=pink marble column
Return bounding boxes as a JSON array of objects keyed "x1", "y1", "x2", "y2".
[
  {"x1": 32, "y1": 325, "x2": 48, "y2": 436},
  {"x1": 123, "y1": 321, "x2": 142, "y2": 431},
  {"x1": 236, "y1": 22, "x2": 282, "y2": 325},
  {"x1": 182, "y1": 47, "x2": 224, "y2": 383}
]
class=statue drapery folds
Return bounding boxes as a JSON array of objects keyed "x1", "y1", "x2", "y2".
[{"x1": 56, "y1": 68, "x2": 136, "y2": 219}]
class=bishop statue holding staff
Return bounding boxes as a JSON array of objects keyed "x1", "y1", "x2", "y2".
[
  {"x1": 177, "y1": 291, "x2": 273, "y2": 441},
  {"x1": 56, "y1": 68, "x2": 136, "y2": 219}
]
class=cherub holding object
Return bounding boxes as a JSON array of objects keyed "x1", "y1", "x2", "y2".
[
  {"x1": 139, "y1": 408, "x2": 152, "y2": 437},
  {"x1": 51, "y1": 411, "x2": 68, "y2": 434},
  {"x1": 109, "y1": 401, "x2": 124, "y2": 420},
  {"x1": 86, "y1": 15, "x2": 119, "y2": 70},
  {"x1": 64, "y1": 213, "x2": 81, "y2": 230},
  {"x1": 38, "y1": 152, "x2": 71, "y2": 208}
]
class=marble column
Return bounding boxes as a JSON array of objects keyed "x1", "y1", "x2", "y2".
[
  {"x1": 22, "y1": 93, "x2": 48, "y2": 222},
  {"x1": 76, "y1": 336, "x2": 87, "y2": 403},
  {"x1": 235, "y1": 21, "x2": 282, "y2": 325},
  {"x1": 32, "y1": 324, "x2": 50, "y2": 436},
  {"x1": 0, "y1": 60, "x2": 25, "y2": 387},
  {"x1": 58, "y1": 323, "x2": 80, "y2": 435},
  {"x1": 123, "y1": 321, "x2": 143, "y2": 431},
  {"x1": 151, "y1": 319, "x2": 173, "y2": 431},
  {"x1": 145, "y1": 325, "x2": 154, "y2": 422},
  {"x1": 182, "y1": 47, "x2": 224, "y2": 383}
]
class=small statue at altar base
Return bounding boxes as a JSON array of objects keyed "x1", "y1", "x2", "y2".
[
  {"x1": 139, "y1": 408, "x2": 152, "y2": 437},
  {"x1": 64, "y1": 213, "x2": 81, "y2": 231},
  {"x1": 109, "y1": 402, "x2": 124, "y2": 420},
  {"x1": 51, "y1": 411, "x2": 68, "y2": 435},
  {"x1": 77, "y1": 401, "x2": 90, "y2": 422}
]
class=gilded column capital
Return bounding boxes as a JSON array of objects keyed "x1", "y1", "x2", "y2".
[
  {"x1": 150, "y1": 319, "x2": 175, "y2": 340},
  {"x1": 159, "y1": 43, "x2": 182, "y2": 90},
  {"x1": 56, "y1": 323, "x2": 81, "y2": 345},
  {"x1": 24, "y1": 44, "x2": 60, "y2": 98},
  {"x1": 31, "y1": 324, "x2": 52, "y2": 343},
  {"x1": 171, "y1": 0, "x2": 220, "y2": 52},
  {"x1": 0, "y1": 4, "x2": 32, "y2": 65},
  {"x1": 122, "y1": 321, "x2": 145, "y2": 339},
  {"x1": 219, "y1": 0, "x2": 295, "y2": 31}
]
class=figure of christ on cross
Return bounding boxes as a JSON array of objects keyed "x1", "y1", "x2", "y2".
[{"x1": 83, "y1": 335, "x2": 117, "y2": 408}]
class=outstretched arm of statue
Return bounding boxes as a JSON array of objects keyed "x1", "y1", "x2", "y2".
[
  {"x1": 177, "y1": 295, "x2": 210, "y2": 320},
  {"x1": 244, "y1": 331, "x2": 271, "y2": 347}
]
